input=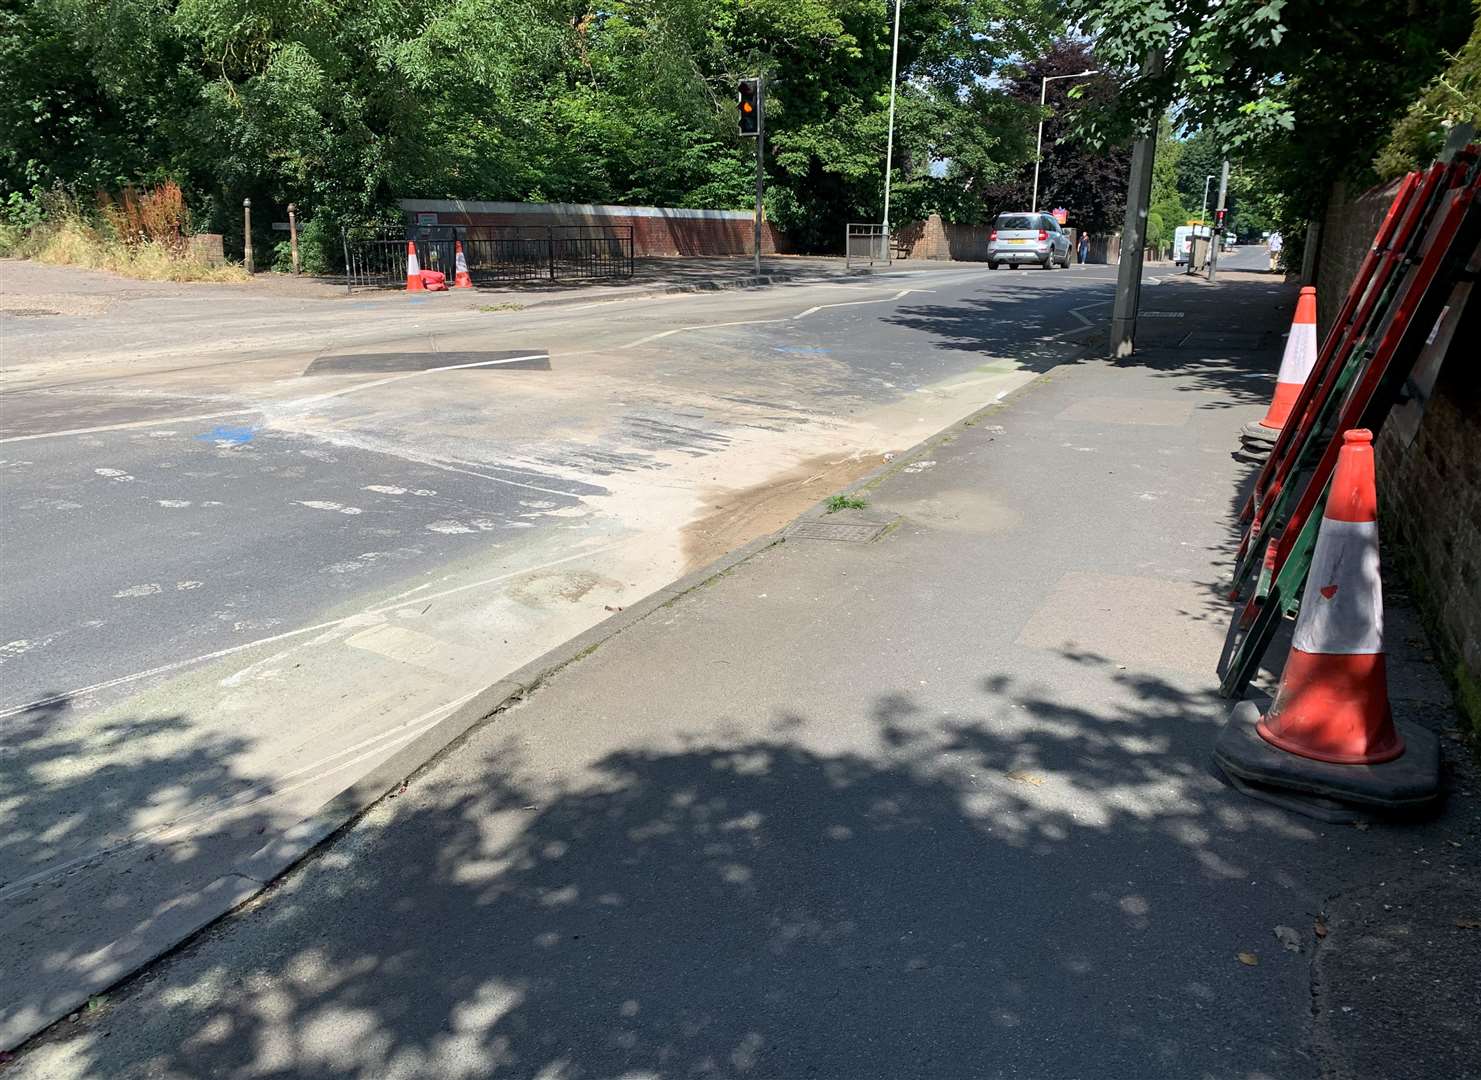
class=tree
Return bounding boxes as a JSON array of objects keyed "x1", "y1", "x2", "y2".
[
  {"x1": 1061, "y1": 0, "x2": 1475, "y2": 233},
  {"x1": 973, "y1": 40, "x2": 1131, "y2": 233}
]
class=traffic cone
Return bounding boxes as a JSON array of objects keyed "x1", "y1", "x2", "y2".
[
  {"x1": 1241, "y1": 286, "x2": 1317, "y2": 449},
  {"x1": 454, "y1": 241, "x2": 473, "y2": 289},
  {"x1": 405, "y1": 241, "x2": 425, "y2": 292},
  {"x1": 1256, "y1": 430, "x2": 1400, "y2": 763},
  {"x1": 1215, "y1": 428, "x2": 1440, "y2": 815}
]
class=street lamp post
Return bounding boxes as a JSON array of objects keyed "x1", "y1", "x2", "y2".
[
  {"x1": 881, "y1": 0, "x2": 903, "y2": 251},
  {"x1": 1200, "y1": 173, "x2": 1216, "y2": 223},
  {"x1": 1031, "y1": 69, "x2": 1098, "y2": 214}
]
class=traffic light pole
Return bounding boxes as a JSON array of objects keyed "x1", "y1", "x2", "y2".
[
  {"x1": 1208, "y1": 158, "x2": 1230, "y2": 282},
  {"x1": 753, "y1": 76, "x2": 765, "y2": 278}
]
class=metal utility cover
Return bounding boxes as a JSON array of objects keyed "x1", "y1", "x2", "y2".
[{"x1": 787, "y1": 519, "x2": 892, "y2": 542}]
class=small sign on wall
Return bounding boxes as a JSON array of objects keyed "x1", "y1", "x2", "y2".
[
  {"x1": 416, "y1": 212, "x2": 439, "y2": 225},
  {"x1": 1052, "y1": 207, "x2": 1068, "y2": 225}
]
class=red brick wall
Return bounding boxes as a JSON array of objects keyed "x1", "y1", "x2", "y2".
[{"x1": 399, "y1": 200, "x2": 789, "y2": 257}]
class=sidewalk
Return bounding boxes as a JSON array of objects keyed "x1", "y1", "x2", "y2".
[{"x1": 10, "y1": 275, "x2": 1477, "y2": 1079}]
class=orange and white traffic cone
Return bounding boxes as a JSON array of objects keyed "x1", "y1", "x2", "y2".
[
  {"x1": 1215, "y1": 428, "x2": 1440, "y2": 814},
  {"x1": 1242, "y1": 286, "x2": 1317, "y2": 449},
  {"x1": 454, "y1": 241, "x2": 473, "y2": 289},
  {"x1": 405, "y1": 241, "x2": 425, "y2": 292},
  {"x1": 1256, "y1": 430, "x2": 1399, "y2": 764}
]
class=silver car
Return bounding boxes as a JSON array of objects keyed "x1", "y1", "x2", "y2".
[{"x1": 988, "y1": 212, "x2": 1072, "y2": 269}]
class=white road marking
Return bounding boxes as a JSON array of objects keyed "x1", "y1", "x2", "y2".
[
  {"x1": 621, "y1": 318, "x2": 788, "y2": 349},
  {"x1": 295, "y1": 500, "x2": 363, "y2": 515},
  {"x1": 0, "y1": 540, "x2": 623, "y2": 721},
  {"x1": 0, "y1": 353, "x2": 550, "y2": 443},
  {"x1": 793, "y1": 288, "x2": 924, "y2": 319}
]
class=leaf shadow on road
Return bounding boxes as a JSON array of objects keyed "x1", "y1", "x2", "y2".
[
  {"x1": 881, "y1": 281, "x2": 1112, "y2": 374},
  {"x1": 14, "y1": 660, "x2": 1333, "y2": 1080},
  {"x1": 0, "y1": 693, "x2": 276, "y2": 1044}
]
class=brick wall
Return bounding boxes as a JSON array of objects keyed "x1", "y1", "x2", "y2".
[
  {"x1": 894, "y1": 215, "x2": 993, "y2": 262},
  {"x1": 1314, "y1": 179, "x2": 1400, "y2": 341},
  {"x1": 399, "y1": 199, "x2": 789, "y2": 257},
  {"x1": 895, "y1": 213, "x2": 1095, "y2": 263},
  {"x1": 1315, "y1": 179, "x2": 1481, "y2": 726}
]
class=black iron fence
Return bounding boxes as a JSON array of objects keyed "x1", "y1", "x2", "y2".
[{"x1": 342, "y1": 225, "x2": 634, "y2": 291}]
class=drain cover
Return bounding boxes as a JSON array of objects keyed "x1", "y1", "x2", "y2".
[{"x1": 787, "y1": 519, "x2": 893, "y2": 542}]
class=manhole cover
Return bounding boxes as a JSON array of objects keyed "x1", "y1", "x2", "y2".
[
  {"x1": 2, "y1": 308, "x2": 60, "y2": 317},
  {"x1": 787, "y1": 519, "x2": 893, "y2": 542},
  {"x1": 1140, "y1": 310, "x2": 1184, "y2": 318}
]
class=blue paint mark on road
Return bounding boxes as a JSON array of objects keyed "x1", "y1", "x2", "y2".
[
  {"x1": 195, "y1": 425, "x2": 257, "y2": 445},
  {"x1": 772, "y1": 346, "x2": 832, "y2": 356}
]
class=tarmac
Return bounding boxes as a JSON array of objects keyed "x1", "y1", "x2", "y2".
[{"x1": 6, "y1": 269, "x2": 1478, "y2": 1079}]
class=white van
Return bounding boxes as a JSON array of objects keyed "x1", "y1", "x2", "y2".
[{"x1": 1174, "y1": 224, "x2": 1211, "y2": 267}]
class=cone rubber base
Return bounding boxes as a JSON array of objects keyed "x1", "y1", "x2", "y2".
[
  {"x1": 1240, "y1": 420, "x2": 1280, "y2": 445},
  {"x1": 1215, "y1": 700, "x2": 1441, "y2": 814}
]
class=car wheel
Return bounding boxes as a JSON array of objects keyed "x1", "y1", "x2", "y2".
[
  {"x1": 1040, "y1": 256, "x2": 1051, "y2": 269},
  {"x1": 988, "y1": 261, "x2": 999, "y2": 270}
]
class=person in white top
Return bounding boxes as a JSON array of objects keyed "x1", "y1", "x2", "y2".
[{"x1": 1268, "y1": 230, "x2": 1283, "y2": 272}]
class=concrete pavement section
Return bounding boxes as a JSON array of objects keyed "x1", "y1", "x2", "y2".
[
  {"x1": 8, "y1": 267, "x2": 1476, "y2": 1078},
  {"x1": 2, "y1": 258, "x2": 1128, "y2": 1046}
]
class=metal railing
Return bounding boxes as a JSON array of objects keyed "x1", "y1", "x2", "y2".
[
  {"x1": 344, "y1": 225, "x2": 635, "y2": 291},
  {"x1": 342, "y1": 230, "x2": 410, "y2": 290},
  {"x1": 845, "y1": 222, "x2": 891, "y2": 268}
]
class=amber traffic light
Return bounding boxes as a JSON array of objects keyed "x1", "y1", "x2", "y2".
[{"x1": 738, "y1": 78, "x2": 761, "y2": 137}]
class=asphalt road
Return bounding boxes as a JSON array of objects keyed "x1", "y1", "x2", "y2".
[
  {"x1": 16, "y1": 249, "x2": 1438, "y2": 1080},
  {"x1": 0, "y1": 254, "x2": 1209, "y2": 1047}
]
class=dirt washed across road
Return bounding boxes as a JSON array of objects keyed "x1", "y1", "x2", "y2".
[{"x1": 0, "y1": 258, "x2": 1129, "y2": 1046}]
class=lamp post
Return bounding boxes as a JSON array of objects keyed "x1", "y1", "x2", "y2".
[
  {"x1": 881, "y1": 0, "x2": 903, "y2": 250},
  {"x1": 1200, "y1": 173, "x2": 1216, "y2": 223},
  {"x1": 1031, "y1": 69, "x2": 1098, "y2": 213}
]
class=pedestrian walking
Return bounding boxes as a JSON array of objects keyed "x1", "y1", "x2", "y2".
[
  {"x1": 1078, "y1": 231, "x2": 1090, "y2": 264},
  {"x1": 1267, "y1": 230, "x2": 1283, "y2": 272}
]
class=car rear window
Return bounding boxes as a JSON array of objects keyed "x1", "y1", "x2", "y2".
[{"x1": 996, "y1": 215, "x2": 1035, "y2": 230}]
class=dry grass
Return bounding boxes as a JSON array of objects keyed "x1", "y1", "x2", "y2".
[{"x1": 26, "y1": 218, "x2": 247, "y2": 283}]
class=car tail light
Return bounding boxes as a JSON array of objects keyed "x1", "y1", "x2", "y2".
[
  {"x1": 1038, "y1": 229, "x2": 1048, "y2": 242},
  {"x1": 989, "y1": 230, "x2": 998, "y2": 242}
]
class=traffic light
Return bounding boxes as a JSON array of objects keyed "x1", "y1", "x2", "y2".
[
  {"x1": 738, "y1": 78, "x2": 761, "y2": 137},
  {"x1": 1214, "y1": 207, "x2": 1227, "y2": 232}
]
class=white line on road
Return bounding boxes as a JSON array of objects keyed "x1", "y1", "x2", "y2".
[
  {"x1": 0, "y1": 539, "x2": 623, "y2": 722},
  {"x1": 620, "y1": 318, "x2": 789, "y2": 349},
  {"x1": 0, "y1": 353, "x2": 551, "y2": 443},
  {"x1": 793, "y1": 288, "x2": 925, "y2": 319}
]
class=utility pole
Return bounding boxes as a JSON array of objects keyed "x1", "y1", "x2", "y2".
[
  {"x1": 753, "y1": 76, "x2": 765, "y2": 278},
  {"x1": 1108, "y1": 52, "x2": 1162, "y2": 359},
  {"x1": 1208, "y1": 159, "x2": 1230, "y2": 282}
]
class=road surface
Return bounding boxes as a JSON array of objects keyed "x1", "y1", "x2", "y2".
[{"x1": 0, "y1": 252, "x2": 1235, "y2": 1046}]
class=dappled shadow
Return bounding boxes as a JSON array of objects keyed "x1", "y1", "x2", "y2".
[
  {"x1": 1, "y1": 694, "x2": 279, "y2": 1047},
  {"x1": 21, "y1": 662, "x2": 1326, "y2": 1079},
  {"x1": 883, "y1": 277, "x2": 1112, "y2": 374},
  {"x1": 1111, "y1": 277, "x2": 1293, "y2": 412}
]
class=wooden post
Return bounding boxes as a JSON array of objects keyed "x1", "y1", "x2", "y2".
[
  {"x1": 242, "y1": 198, "x2": 254, "y2": 274},
  {"x1": 288, "y1": 203, "x2": 300, "y2": 275}
]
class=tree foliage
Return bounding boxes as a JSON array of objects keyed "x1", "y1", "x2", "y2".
[
  {"x1": 1, "y1": 0, "x2": 1069, "y2": 251},
  {"x1": 1062, "y1": 0, "x2": 1476, "y2": 243},
  {"x1": 974, "y1": 39, "x2": 1131, "y2": 234}
]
